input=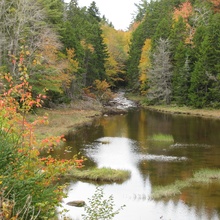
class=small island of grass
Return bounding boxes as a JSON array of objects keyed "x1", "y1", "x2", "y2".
[
  {"x1": 151, "y1": 169, "x2": 220, "y2": 200},
  {"x1": 150, "y1": 133, "x2": 174, "y2": 142},
  {"x1": 66, "y1": 167, "x2": 131, "y2": 183}
]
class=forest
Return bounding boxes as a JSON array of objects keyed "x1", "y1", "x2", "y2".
[
  {"x1": 1, "y1": 0, "x2": 220, "y2": 108},
  {"x1": 0, "y1": 0, "x2": 220, "y2": 219}
]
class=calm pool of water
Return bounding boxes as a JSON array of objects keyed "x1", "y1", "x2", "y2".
[{"x1": 57, "y1": 109, "x2": 220, "y2": 220}]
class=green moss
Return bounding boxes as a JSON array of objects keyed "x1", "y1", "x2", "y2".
[{"x1": 67, "y1": 167, "x2": 131, "y2": 183}]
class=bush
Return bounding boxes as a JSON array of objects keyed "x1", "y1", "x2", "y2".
[{"x1": 0, "y1": 56, "x2": 84, "y2": 219}]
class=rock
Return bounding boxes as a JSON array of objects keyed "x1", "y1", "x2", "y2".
[
  {"x1": 66, "y1": 200, "x2": 85, "y2": 207},
  {"x1": 102, "y1": 106, "x2": 128, "y2": 115}
]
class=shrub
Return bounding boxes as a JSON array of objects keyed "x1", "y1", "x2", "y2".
[
  {"x1": 0, "y1": 51, "x2": 84, "y2": 219},
  {"x1": 82, "y1": 187, "x2": 125, "y2": 220}
]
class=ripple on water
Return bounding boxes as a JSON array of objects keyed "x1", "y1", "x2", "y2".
[
  {"x1": 170, "y1": 143, "x2": 211, "y2": 149},
  {"x1": 139, "y1": 154, "x2": 188, "y2": 162}
]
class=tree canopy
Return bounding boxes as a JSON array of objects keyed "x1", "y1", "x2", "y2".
[{"x1": 0, "y1": 0, "x2": 220, "y2": 108}]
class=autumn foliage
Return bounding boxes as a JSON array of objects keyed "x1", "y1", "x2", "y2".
[
  {"x1": 0, "y1": 52, "x2": 85, "y2": 219},
  {"x1": 173, "y1": 1, "x2": 193, "y2": 22}
]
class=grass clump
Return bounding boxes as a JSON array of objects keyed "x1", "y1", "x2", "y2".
[
  {"x1": 67, "y1": 167, "x2": 131, "y2": 183},
  {"x1": 150, "y1": 133, "x2": 174, "y2": 142},
  {"x1": 193, "y1": 169, "x2": 220, "y2": 183},
  {"x1": 151, "y1": 180, "x2": 191, "y2": 200},
  {"x1": 151, "y1": 169, "x2": 220, "y2": 200}
]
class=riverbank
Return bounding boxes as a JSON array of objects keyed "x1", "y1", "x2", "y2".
[
  {"x1": 31, "y1": 92, "x2": 137, "y2": 140},
  {"x1": 126, "y1": 93, "x2": 220, "y2": 120},
  {"x1": 29, "y1": 99, "x2": 103, "y2": 140},
  {"x1": 146, "y1": 105, "x2": 220, "y2": 120},
  {"x1": 31, "y1": 95, "x2": 220, "y2": 140}
]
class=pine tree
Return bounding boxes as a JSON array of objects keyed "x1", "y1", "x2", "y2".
[
  {"x1": 189, "y1": 13, "x2": 220, "y2": 108},
  {"x1": 86, "y1": 1, "x2": 108, "y2": 85},
  {"x1": 173, "y1": 46, "x2": 191, "y2": 105}
]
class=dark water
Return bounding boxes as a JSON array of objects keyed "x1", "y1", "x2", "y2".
[{"x1": 57, "y1": 109, "x2": 220, "y2": 220}]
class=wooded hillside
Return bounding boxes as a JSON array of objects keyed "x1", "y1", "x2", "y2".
[
  {"x1": 128, "y1": 0, "x2": 220, "y2": 108},
  {"x1": 1, "y1": 0, "x2": 220, "y2": 108}
]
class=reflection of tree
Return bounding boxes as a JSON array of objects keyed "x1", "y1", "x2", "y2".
[
  {"x1": 138, "y1": 160, "x2": 149, "y2": 181},
  {"x1": 126, "y1": 110, "x2": 149, "y2": 150},
  {"x1": 171, "y1": 115, "x2": 220, "y2": 145},
  {"x1": 100, "y1": 115, "x2": 128, "y2": 137},
  {"x1": 147, "y1": 161, "x2": 189, "y2": 186},
  {"x1": 181, "y1": 183, "x2": 220, "y2": 217}
]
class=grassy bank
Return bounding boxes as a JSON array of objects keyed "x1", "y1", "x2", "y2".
[
  {"x1": 151, "y1": 169, "x2": 220, "y2": 200},
  {"x1": 66, "y1": 167, "x2": 131, "y2": 183},
  {"x1": 28, "y1": 100, "x2": 102, "y2": 140},
  {"x1": 146, "y1": 105, "x2": 220, "y2": 119},
  {"x1": 126, "y1": 93, "x2": 220, "y2": 120}
]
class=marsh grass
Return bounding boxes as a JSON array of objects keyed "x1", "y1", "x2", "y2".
[
  {"x1": 67, "y1": 167, "x2": 131, "y2": 183},
  {"x1": 193, "y1": 169, "x2": 220, "y2": 183},
  {"x1": 150, "y1": 133, "x2": 174, "y2": 143},
  {"x1": 151, "y1": 180, "x2": 191, "y2": 200},
  {"x1": 151, "y1": 169, "x2": 220, "y2": 200}
]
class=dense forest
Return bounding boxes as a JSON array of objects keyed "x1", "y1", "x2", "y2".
[
  {"x1": 1, "y1": 0, "x2": 220, "y2": 108},
  {"x1": 128, "y1": 0, "x2": 220, "y2": 108}
]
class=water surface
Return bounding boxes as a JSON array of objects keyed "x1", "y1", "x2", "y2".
[{"x1": 57, "y1": 109, "x2": 220, "y2": 220}]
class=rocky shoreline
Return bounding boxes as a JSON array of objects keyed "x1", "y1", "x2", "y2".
[{"x1": 102, "y1": 91, "x2": 137, "y2": 115}]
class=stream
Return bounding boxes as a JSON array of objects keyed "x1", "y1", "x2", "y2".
[{"x1": 56, "y1": 94, "x2": 220, "y2": 220}]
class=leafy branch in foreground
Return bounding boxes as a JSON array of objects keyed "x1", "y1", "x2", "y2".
[{"x1": 82, "y1": 187, "x2": 125, "y2": 220}]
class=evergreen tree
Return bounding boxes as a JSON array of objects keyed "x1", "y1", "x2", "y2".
[
  {"x1": 173, "y1": 46, "x2": 191, "y2": 105},
  {"x1": 133, "y1": 0, "x2": 148, "y2": 22},
  {"x1": 38, "y1": 0, "x2": 65, "y2": 29},
  {"x1": 152, "y1": 16, "x2": 172, "y2": 49},
  {"x1": 127, "y1": 0, "x2": 185, "y2": 92},
  {"x1": 169, "y1": 16, "x2": 191, "y2": 105},
  {"x1": 86, "y1": 1, "x2": 108, "y2": 85},
  {"x1": 169, "y1": 16, "x2": 188, "y2": 61},
  {"x1": 189, "y1": 13, "x2": 220, "y2": 108},
  {"x1": 127, "y1": 22, "x2": 148, "y2": 90}
]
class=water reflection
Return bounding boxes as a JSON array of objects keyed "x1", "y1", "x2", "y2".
[{"x1": 58, "y1": 109, "x2": 220, "y2": 220}]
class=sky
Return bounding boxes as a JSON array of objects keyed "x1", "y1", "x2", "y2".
[{"x1": 76, "y1": 0, "x2": 141, "y2": 30}]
